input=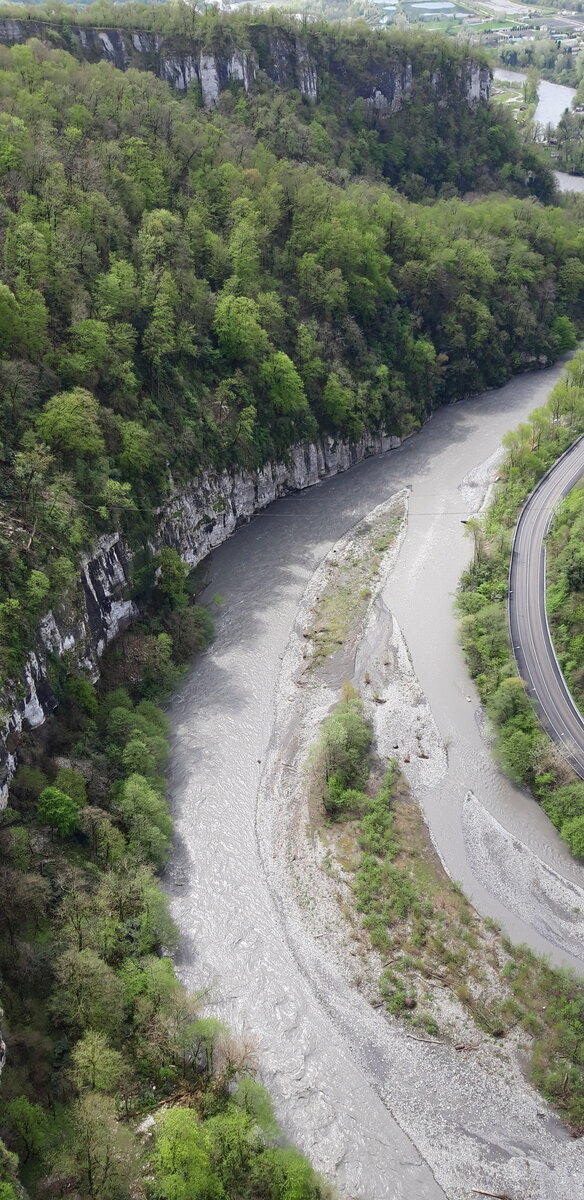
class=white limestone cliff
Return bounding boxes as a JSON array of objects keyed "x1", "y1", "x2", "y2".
[{"x1": 0, "y1": 432, "x2": 402, "y2": 803}]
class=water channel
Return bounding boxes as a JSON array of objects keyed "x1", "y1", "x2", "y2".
[
  {"x1": 168, "y1": 363, "x2": 584, "y2": 1199},
  {"x1": 494, "y1": 67, "x2": 584, "y2": 191},
  {"x1": 166, "y1": 59, "x2": 584, "y2": 1200}
]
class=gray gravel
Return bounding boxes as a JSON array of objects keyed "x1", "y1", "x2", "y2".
[{"x1": 167, "y1": 362, "x2": 584, "y2": 1199}]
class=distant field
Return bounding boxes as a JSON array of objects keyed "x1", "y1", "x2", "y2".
[
  {"x1": 401, "y1": 0, "x2": 473, "y2": 20},
  {"x1": 467, "y1": 17, "x2": 517, "y2": 27}
]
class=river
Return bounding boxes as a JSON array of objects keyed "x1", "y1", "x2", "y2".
[
  {"x1": 168, "y1": 363, "x2": 584, "y2": 1199},
  {"x1": 494, "y1": 67, "x2": 584, "y2": 191},
  {"x1": 494, "y1": 67, "x2": 577, "y2": 129}
]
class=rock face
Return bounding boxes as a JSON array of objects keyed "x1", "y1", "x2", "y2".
[
  {"x1": 0, "y1": 432, "x2": 402, "y2": 804},
  {"x1": 0, "y1": 18, "x2": 490, "y2": 111},
  {"x1": 0, "y1": 536, "x2": 137, "y2": 806}
]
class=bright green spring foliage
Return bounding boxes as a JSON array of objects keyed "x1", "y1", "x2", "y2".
[
  {"x1": 0, "y1": 510, "x2": 315, "y2": 1198},
  {"x1": 457, "y1": 348, "x2": 584, "y2": 856},
  {"x1": 309, "y1": 686, "x2": 373, "y2": 818},
  {"x1": 0, "y1": 23, "x2": 582, "y2": 680}
]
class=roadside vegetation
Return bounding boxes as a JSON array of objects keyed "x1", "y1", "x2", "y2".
[
  {"x1": 457, "y1": 348, "x2": 584, "y2": 858},
  {"x1": 547, "y1": 483, "x2": 584, "y2": 709},
  {"x1": 0, "y1": 570, "x2": 328, "y2": 1200},
  {"x1": 309, "y1": 686, "x2": 584, "y2": 1132},
  {"x1": 543, "y1": 486, "x2": 584, "y2": 859}
]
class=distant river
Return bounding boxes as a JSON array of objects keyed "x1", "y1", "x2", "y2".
[{"x1": 494, "y1": 67, "x2": 584, "y2": 191}]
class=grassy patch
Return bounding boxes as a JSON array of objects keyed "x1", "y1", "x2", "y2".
[{"x1": 306, "y1": 505, "x2": 403, "y2": 668}]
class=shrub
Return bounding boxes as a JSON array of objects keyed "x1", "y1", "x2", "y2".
[
  {"x1": 310, "y1": 687, "x2": 373, "y2": 818},
  {"x1": 497, "y1": 727, "x2": 537, "y2": 784},
  {"x1": 165, "y1": 605, "x2": 214, "y2": 662},
  {"x1": 561, "y1": 815, "x2": 584, "y2": 858},
  {"x1": 543, "y1": 782, "x2": 584, "y2": 829}
]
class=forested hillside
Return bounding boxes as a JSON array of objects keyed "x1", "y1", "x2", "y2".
[
  {"x1": 1, "y1": 5, "x2": 584, "y2": 1195},
  {"x1": 0, "y1": 576, "x2": 330, "y2": 1199},
  {"x1": 0, "y1": 24, "x2": 583, "y2": 689}
]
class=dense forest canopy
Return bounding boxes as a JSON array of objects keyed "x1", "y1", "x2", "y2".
[{"x1": 0, "y1": 21, "x2": 581, "y2": 684}]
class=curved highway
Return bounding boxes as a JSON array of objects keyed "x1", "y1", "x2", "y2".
[{"x1": 510, "y1": 435, "x2": 584, "y2": 776}]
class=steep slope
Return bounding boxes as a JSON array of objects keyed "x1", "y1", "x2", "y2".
[
  {"x1": 0, "y1": 22, "x2": 579, "y2": 786},
  {"x1": 0, "y1": 11, "x2": 490, "y2": 110},
  {"x1": 0, "y1": 8, "x2": 553, "y2": 197}
]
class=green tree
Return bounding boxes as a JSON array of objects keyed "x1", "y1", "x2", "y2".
[
  {"x1": 0, "y1": 283, "x2": 21, "y2": 353},
  {"x1": 37, "y1": 786, "x2": 81, "y2": 837},
  {"x1": 118, "y1": 419, "x2": 154, "y2": 477},
  {"x1": 71, "y1": 1031, "x2": 125, "y2": 1093},
  {"x1": 0, "y1": 1137, "x2": 20, "y2": 1200},
  {"x1": 166, "y1": 606, "x2": 214, "y2": 662},
  {"x1": 561, "y1": 815, "x2": 584, "y2": 859},
  {"x1": 4, "y1": 1098, "x2": 49, "y2": 1164},
  {"x1": 52, "y1": 948, "x2": 124, "y2": 1038},
  {"x1": 94, "y1": 258, "x2": 139, "y2": 320},
  {"x1": 65, "y1": 1094, "x2": 138, "y2": 1200},
  {"x1": 55, "y1": 767, "x2": 87, "y2": 807},
  {"x1": 36, "y1": 388, "x2": 105, "y2": 458},
  {"x1": 125, "y1": 137, "x2": 168, "y2": 210},
  {"x1": 116, "y1": 773, "x2": 172, "y2": 866},
  {"x1": 152, "y1": 1108, "x2": 223, "y2": 1200},
  {"x1": 143, "y1": 270, "x2": 179, "y2": 365},
  {"x1": 24, "y1": 569, "x2": 50, "y2": 610},
  {"x1": 156, "y1": 547, "x2": 189, "y2": 607},
  {"x1": 259, "y1": 352, "x2": 308, "y2": 417},
  {"x1": 0, "y1": 865, "x2": 49, "y2": 947},
  {"x1": 321, "y1": 373, "x2": 354, "y2": 431},
  {"x1": 214, "y1": 294, "x2": 269, "y2": 362}
]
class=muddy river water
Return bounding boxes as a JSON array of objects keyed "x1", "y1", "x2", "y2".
[
  {"x1": 494, "y1": 68, "x2": 584, "y2": 192},
  {"x1": 168, "y1": 362, "x2": 584, "y2": 1199}
]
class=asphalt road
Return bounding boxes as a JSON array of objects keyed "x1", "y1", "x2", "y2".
[{"x1": 509, "y1": 434, "x2": 584, "y2": 777}]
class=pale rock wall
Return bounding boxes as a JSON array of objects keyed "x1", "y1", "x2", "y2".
[
  {"x1": 0, "y1": 19, "x2": 491, "y2": 111},
  {"x1": 0, "y1": 536, "x2": 136, "y2": 804},
  {"x1": 198, "y1": 53, "x2": 220, "y2": 106},
  {"x1": 0, "y1": 432, "x2": 402, "y2": 803}
]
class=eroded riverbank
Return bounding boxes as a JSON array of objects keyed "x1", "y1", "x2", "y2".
[{"x1": 168, "y1": 362, "x2": 584, "y2": 1198}]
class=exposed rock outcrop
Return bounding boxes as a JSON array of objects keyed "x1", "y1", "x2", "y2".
[
  {"x1": 0, "y1": 432, "x2": 402, "y2": 804},
  {"x1": 0, "y1": 18, "x2": 490, "y2": 111}
]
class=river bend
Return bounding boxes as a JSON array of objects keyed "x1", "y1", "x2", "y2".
[
  {"x1": 494, "y1": 68, "x2": 584, "y2": 192},
  {"x1": 168, "y1": 363, "x2": 584, "y2": 1198}
]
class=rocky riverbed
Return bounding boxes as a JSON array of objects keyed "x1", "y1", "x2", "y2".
[{"x1": 168, "y1": 361, "x2": 584, "y2": 1199}]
